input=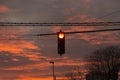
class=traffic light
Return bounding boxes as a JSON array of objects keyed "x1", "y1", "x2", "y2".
[{"x1": 57, "y1": 30, "x2": 65, "y2": 56}]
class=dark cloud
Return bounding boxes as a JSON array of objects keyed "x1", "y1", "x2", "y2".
[{"x1": 0, "y1": 0, "x2": 119, "y2": 22}]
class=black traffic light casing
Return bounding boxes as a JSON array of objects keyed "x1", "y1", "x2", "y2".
[{"x1": 57, "y1": 30, "x2": 65, "y2": 56}]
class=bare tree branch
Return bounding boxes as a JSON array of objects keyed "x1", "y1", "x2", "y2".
[{"x1": 87, "y1": 45, "x2": 120, "y2": 80}]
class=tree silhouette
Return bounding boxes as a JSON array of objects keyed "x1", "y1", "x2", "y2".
[
  {"x1": 87, "y1": 46, "x2": 120, "y2": 80},
  {"x1": 86, "y1": 71, "x2": 107, "y2": 80}
]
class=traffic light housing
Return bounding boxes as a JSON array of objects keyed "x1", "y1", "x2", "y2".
[{"x1": 57, "y1": 30, "x2": 65, "y2": 56}]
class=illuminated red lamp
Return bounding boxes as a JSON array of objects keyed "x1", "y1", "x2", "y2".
[{"x1": 58, "y1": 31, "x2": 65, "y2": 39}]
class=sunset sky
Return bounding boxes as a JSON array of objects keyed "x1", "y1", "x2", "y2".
[{"x1": 0, "y1": 0, "x2": 120, "y2": 80}]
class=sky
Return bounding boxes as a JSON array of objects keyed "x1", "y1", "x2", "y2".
[{"x1": 0, "y1": 0, "x2": 120, "y2": 80}]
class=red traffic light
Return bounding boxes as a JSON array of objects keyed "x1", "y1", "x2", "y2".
[{"x1": 57, "y1": 30, "x2": 65, "y2": 56}]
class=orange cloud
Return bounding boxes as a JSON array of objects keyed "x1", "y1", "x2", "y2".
[
  {"x1": 0, "y1": 40, "x2": 41, "y2": 62},
  {"x1": 4, "y1": 60, "x2": 51, "y2": 71},
  {"x1": 12, "y1": 58, "x2": 19, "y2": 62},
  {"x1": 0, "y1": 5, "x2": 9, "y2": 13},
  {"x1": 0, "y1": 73, "x2": 53, "y2": 80},
  {"x1": 55, "y1": 59, "x2": 89, "y2": 67},
  {"x1": 16, "y1": 77, "x2": 52, "y2": 80},
  {"x1": 79, "y1": 31, "x2": 120, "y2": 45},
  {"x1": 0, "y1": 27, "x2": 30, "y2": 39},
  {"x1": 0, "y1": 40, "x2": 39, "y2": 54},
  {"x1": 0, "y1": 27, "x2": 41, "y2": 61}
]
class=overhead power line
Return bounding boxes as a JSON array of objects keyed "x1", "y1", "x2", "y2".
[{"x1": 0, "y1": 22, "x2": 120, "y2": 26}]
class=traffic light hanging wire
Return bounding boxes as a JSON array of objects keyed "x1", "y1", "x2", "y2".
[
  {"x1": 0, "y1": 28, "x2": 120, "y2": 40},
  {"x1": 36, "y1": 28, "x2": 120, "y2": 36}
]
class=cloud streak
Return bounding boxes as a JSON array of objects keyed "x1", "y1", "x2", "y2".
[{"x1": 0, "y1": 5, "x2": 9, "y2": 13}]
